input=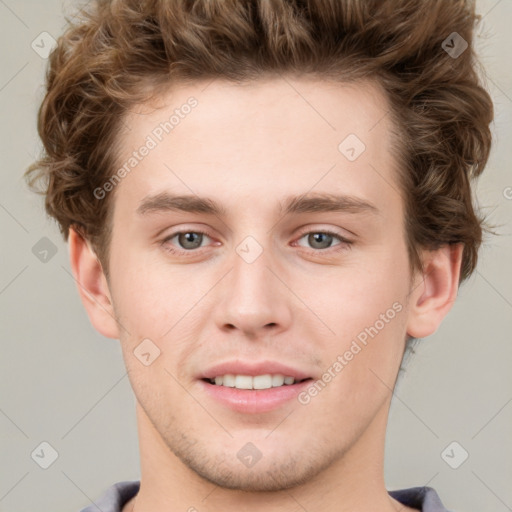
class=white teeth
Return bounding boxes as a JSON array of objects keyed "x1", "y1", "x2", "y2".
[
  {"x1": 235, "y1": 375, "x2": 253, "y2": 389},
  {"x1": 209, "y1": 373, "x2": 298, "y2": 389},
  {"x1": 253, "y1": 374, "x2": 272, "y2": 389},
  {"x1": 222, "y1": 374, "x2": 235, "y2": 387},
  {"x1": 271, "y1": 374, "x2": 285, "y2": 387}
]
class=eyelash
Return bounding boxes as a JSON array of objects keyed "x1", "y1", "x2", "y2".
[{"x1": 161, "y1": 228, "x2": 353, "y2": 256}]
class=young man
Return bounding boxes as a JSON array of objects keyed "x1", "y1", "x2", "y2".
[{"x1": 26, "y1": 0, "x2": 493, "y2": 510}]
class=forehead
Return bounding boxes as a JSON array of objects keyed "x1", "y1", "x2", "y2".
[{"x1": 113, "y1": 76, "x2": 402, "y2": 221}]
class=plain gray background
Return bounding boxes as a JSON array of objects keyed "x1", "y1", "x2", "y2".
[{"x1": 1, "y1": 1, "x2": 511, "y2": 511}]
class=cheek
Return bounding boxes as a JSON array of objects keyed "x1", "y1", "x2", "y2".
[
  {"x1": 109, "y1": 247, "x2": 178, "y2": 328},
  {"x1": 108, "y1": 250, "x2": 219, "y2": 380},
  {"x1": 310, "y1": 248, "x2": 410, "y2": 388},
  {"x1": 317, "y1": 253, "x2": 408, "y2": 335}
]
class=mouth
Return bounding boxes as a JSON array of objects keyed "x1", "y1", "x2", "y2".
[
  {"x1": 197, "y1": 361, "x2": 315, "y2": 413},
  {"x1": 197, "y1": 360, "x2": 315, "y2": 413},
  {"x1": 201, "y1": 374, "x2": 313, "y2": 390}
]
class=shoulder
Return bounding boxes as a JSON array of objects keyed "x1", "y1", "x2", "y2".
[
  {"x1": 78, "y1": 480, "x2": 140, "y2": 512},
  {"x1": 388, "y1": 486, "x2": 453, "y2": 512}
]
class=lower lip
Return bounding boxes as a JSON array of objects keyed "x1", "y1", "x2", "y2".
[{"x1": 198, "y1": 379, "x2": 313, "y2": 414}]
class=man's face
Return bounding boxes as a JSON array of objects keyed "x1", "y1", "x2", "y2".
[{"x1": 106, "y1": 77, "x2": 415, "y2": 490}]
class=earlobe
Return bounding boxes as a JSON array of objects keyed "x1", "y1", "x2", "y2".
[
  {"x1": 406, "y1": 243, "x2": 464, "y2": 339},
  {"x1": 68, "y1": 227, "x2": 120, "y2": 339}
]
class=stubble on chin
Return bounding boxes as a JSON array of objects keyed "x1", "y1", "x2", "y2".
[{"x1": 160, "y1": 427, "x2": 341, "y2": 492}]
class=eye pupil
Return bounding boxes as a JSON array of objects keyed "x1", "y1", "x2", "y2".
[
  {"x1": 309, "y1": 232, "x2": 333, "y2": 249},
  {"x1": 179, "y1": 232, "x2": 202, "y2": 249}
]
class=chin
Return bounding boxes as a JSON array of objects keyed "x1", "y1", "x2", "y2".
[
  {"x1": 187, "y1": 460, "x2": 318, "y2": 492},
  {"x1": 168, "y1": 432, "x2": 338, "y2": 492}
]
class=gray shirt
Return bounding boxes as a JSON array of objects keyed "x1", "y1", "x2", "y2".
[{"x1": 78, "y1": 480, "x2": 452, "y2": 511}]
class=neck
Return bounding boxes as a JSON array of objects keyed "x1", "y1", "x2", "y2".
[{"x1": 125, "y1": 399, "x2": 411, "y2": 512}]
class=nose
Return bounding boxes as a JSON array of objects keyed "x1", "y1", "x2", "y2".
[{"x1": 213, "y1": 242, "x2": 293, "y2": 338}]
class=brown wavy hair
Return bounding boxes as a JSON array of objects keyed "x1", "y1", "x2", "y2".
[{"x1": 26, "y1": 0, "x2": 494, "y2": 283}]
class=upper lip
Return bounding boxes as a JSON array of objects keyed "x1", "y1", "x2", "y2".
[{"x1": 199, "y1": 360, "x2": 312, "y2": 381}]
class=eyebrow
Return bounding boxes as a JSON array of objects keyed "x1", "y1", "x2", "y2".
[{"x1": 136, "y1": 191, "x2": 380, "y2": 217}]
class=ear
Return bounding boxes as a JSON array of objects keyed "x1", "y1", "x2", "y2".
[
  {"x1": 406, "y1": 243, "x2": 464, "y2": 339},
  {"x1": 68, "y1": 227, "x2": 120, "y2": 339}
]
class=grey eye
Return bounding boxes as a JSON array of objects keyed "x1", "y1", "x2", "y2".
[
  {"x1": 176, "y1": 232, "x2": 205, "y2": 250},
  {"x1": 298, "y1": 232, "x2": 340, "y2": 250}
]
